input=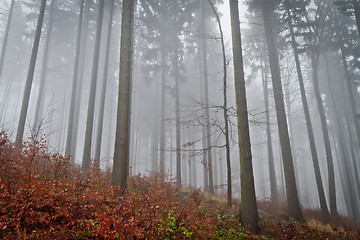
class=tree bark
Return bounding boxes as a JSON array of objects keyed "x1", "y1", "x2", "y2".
[
  {"x1": 261, "y1": 0, "x2": 303, "y2": 221},
  {"x1": 94, "y1": 0, "x2": 115, "y2": 168},
  {"x1": 111, "y1": 0, "x2": 134, "y2": 188},
  {"x1": 0, "y1": 0, "x2": 15, "y2": 81},
  {"x1": 82, "y1": 0, "x2": 105, "y2": 171},
  {"x1": 16, "y1": 0, "x2": 47, "y2": 147},
  {"x1": 229, "y1": 0, "x2": 259, "y2": 229},
  {"x1": 286, "y1": 4, "x2": 329, "y2": 216}
]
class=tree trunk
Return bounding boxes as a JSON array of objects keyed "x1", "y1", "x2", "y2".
[
  {"x1": 159, "y1": 49, "x2": 166, "y2": 172},
  {"x1": 324, "y1": 57, "x2": 360, "y2": 220},
  {"x1": 286, "y1": 4, "x2": 329, "y2": 216},
  {"x1": 65, "y1": 0, "x2": 85, "y2": 159},
  {"x1": 174, "y1": 43, "x2": 182, "y2": 188},
  {"x1": 229, "y1": 0, "x2": 259, "y2": 229},
  {"x1": 32, "y1": 0, "x2": 56, "y2": 138},
  {"x1": 261, "y1": 61, "x2": 278, "y2": 203},
  {"x1": 15, "y1": 0, "x2": 47, "y2": 147},
  {"x1": 261, "y1": 1, "x2": 303, "y2": 221},
  {"x1": 111, "y1": 0, "x2": 134, "y2": 188},
  {"x1": 310, "y1": 53, "x2": 338, "y2": 215},
  {"x1": 0, "y1": 0, "x2": 15, "y2": 81},
  {"x1": 198, "y1": 41, "x2": 208, "y2": 191},
  {"x1": 201, "y1": 1, "x2": 214, "y2": 195},
  {"x1": 94, "y1": 0, "x2": 115, "y2": 168},
  {"x1": 82, "y1": 0, "x2": 105, "y2": 171},
  {"x1": 71, "y1": 1, "x2": 91, "y2": 160}
]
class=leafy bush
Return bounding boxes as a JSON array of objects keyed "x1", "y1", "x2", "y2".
[{"x1": 0, "y1": 132, "x2": 359, "y2": 239}]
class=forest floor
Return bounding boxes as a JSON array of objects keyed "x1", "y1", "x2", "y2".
[{"x1": 0, "y1": 133, "x2": 359, "y2": 239}]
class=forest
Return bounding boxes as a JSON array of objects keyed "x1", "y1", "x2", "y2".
[{"x1": 0, "y1": 0, "x2": 360, "y2": 239}]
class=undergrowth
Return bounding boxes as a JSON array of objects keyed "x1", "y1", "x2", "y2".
[{"x1": 0, "y1": 132, "x2": 359, "y2": 239}]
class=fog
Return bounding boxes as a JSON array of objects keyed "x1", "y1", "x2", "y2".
[{"x1": 0, "y1": 0, "x2": 360, "y2": 222}]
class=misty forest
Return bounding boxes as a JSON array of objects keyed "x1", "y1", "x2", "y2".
[{"x1": 0, "y1": 0, "x2": 360, "y2": 239}]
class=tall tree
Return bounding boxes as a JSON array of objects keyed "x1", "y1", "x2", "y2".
[
  {"x1": 94, "y1": 0, "x2": 115, "y2": 168},
  {"x1": 15, "y1": 0, "x2": 47, "y2": 147},
  {"x1": 201, "y1": 0, "x2": 214, "y2": 195},
  {"x1": 70, "y1": 0, "x2": 92, "y2": 161},
  {"x1": 229, "y1": 0, "x2": 259, "y2": 229},
  {"x1": 65, "y1": 0, "x2": 85, "y2": 160},
  {"x1": 282, "y1": 0, "x2": 329, "y2": 216},
  {"x1": 82, "y1": 0, "x2": 105, "y2": 171},
  {"x1": 0, "y1": 0, "x2": 15, "y2": 81},
  {"x1": 174, "y1": 40, "x2": 182, "y2": 188},
  {"x1": 260, "y1": 0, "x2": 303, "y2": 220},
  {"x1": 304, "y1": 0, "x2": 338, "y2": 215},
  {"x1": 111, "y1": 0, "x2": 135, "y2": 188},
  {"x1": 242, "y1": 11, "x2": 279, "y2": 204}
]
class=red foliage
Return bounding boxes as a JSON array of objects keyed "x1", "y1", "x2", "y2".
[{"x1": 0, "y1": 132, "x2": 359, "y2": 239}]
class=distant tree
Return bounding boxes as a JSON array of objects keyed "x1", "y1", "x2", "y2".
[
  {"x1": 65, "y1": 0, "x2": 85, "y2": 161},
  {"x1": 253, "y1": 0, "x2": 303, "y2": 220},
  {"x1": 16, "y1": 0, "x2": 47, "y2": 147},
  {"x1": 70, "y1": 0, "x2": 92, "y2": 161},
  {"x1": 229, "y1": 0, "x2": 259, "y2": 229},
  {"x1": 82, "y1": 0, "x2": 105, "y2": 171},
  {"x1": 137, "y1": 0, "x2": 197, "y2": 187},
  {"x1": 281, "y1": 0, "x2": 329, "y2": 217},
  {"x1": 94, "y1": 0, "x2": 115, "y2": 168},
  {"x1": 302, "y1": 0, "x2": 338, "y2": 216},
  {"x1": 200, "y1": 0, "x2": 216, "y2": 195},
  {"x1": 112, "y1": 0, "x2": 135, "y2": 188}
]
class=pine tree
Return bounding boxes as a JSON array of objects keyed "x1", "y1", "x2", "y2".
[
  {"x1": 229, "y1": 0, "x2": 259, "y2": 229},
  {"x1": 112, "y1": 0, "x2": 135, "y2": 188}
]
